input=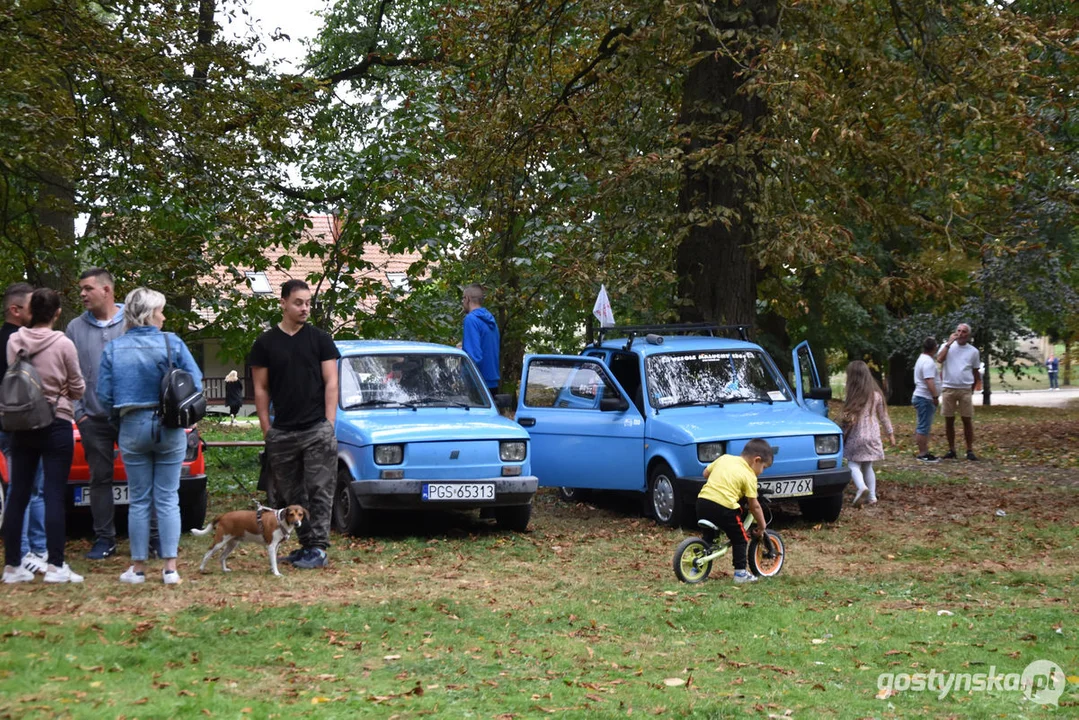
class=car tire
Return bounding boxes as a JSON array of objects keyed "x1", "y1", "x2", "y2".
[
  {"x1": 557, "y1": 487, "x2": 590, "y2": 503},
  {"x1": 798, "y1": 494, "x2": 843, "y2": 523},
  {"x1": 494, "y1": 503, "x2": 532, "y2": 532},
  {"x1": 648, "y1": 461, "x2": 683, "y2": 527},
  {"x1": 179, "y1": 485, "x2": 207, "y2": 531},
  {"x1": 333, "y1": 465, "x2": 370, "y2": 536}
]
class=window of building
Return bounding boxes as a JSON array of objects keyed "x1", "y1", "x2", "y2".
[{"x1": 245, "y1": 271, "x2": 273, "y2": 295}]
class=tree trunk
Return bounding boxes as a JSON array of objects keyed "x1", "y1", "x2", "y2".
[
  {"x1": 888, "y1": 351, "x2": 915, "y2": 406},
  {"x1": 675, "y1": 1, "x2": 778, "y2": 328}
]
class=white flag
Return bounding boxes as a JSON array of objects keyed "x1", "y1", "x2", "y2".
[{"x1": 592, "y1": 284, "x2": 615, "y2": 327}]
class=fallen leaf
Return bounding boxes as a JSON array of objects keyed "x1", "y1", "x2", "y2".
[{"x1": 663, "y1": 678, "x2": 686, "y2": 687}]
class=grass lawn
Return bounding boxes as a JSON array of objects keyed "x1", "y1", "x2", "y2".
[{"x1": 1, "y1": 410, "x2": 1077, "y2": 718}]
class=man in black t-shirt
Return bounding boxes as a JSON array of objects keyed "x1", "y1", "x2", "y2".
[{"x1": 249, "y1": 280, "x2": 340, "y2": 569}]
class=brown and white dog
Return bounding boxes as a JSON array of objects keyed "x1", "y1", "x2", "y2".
[{"x1": 190, "y1": 504, "x2": 307, "y2": 576}]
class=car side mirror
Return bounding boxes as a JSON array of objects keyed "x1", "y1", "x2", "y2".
[
  {"x1": 494, "y1": 393, "x2": 516, "y2": 410},
  {"x1": 806, "y1": 387, "x2": 832, "y2": 401},
  {"x1": 600, "y1": 395, "x2": 629, "y2": 412}
]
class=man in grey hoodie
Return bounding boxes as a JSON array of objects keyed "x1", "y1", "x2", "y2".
[{"x1": 66, "y1": 268, "x2": 127, "y2": 559}]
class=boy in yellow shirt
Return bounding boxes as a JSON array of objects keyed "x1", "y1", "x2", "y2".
[{"x1": 696, "y1": 438, "x2": 774, "y2": 584}]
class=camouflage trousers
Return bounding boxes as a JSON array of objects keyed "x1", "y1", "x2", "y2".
[{"x1": 265, "y1": 420, "x2": 337, "y2": 550}]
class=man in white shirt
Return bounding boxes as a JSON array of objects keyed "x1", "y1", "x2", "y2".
[
  {"x1": 936, "y1": 323, "x2": 981, "y2": 461},
  {"x1": 912, "y1": 337, "x2": 941, "y2": 462}
]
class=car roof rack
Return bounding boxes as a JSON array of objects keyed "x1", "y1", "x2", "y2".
[{"x1": 594, "y1": 323, "x2": 750, "y2": 350}]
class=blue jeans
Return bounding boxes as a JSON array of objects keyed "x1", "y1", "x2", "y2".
[
  {"x1": 118, "y1": 410, "x2": 185, "y2": 561},
  {"x1": 913, "y1": 396, "x2": 936, "y2": 436},
  {"x1": 0, "y1": 430, "x2": 46, "y2": 557}
]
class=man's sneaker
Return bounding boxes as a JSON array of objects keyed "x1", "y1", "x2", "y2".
[
  {"x1": 21, "y1": 551, "x2": 48, "y2": 574},
  {"x1": 44, "y1": 563, "x2": 84, "y2": 584},
  {"x1": 278, "y1": 547, "x2": 305, "y2": 566},
  {"x1": 916, "y1": 453, "x2": 942, "y2": 463},
  {"x1": 733, "y1": 570, "x2": 758, "y2": 584},
  {"x1": 942, "y1": 450, "x2": 958, "y2": 460},
  {"x1": 3, "y1": 565, "x2": 35, "y2": 584},
  {"x1": 120, "y1": 566, "x2": 146, "y2": 584},
  {"x1": 148, "y1": 538, "x2": 162, "y2": 560},
  {"x1": 291, "y1": 548, "x2": 327, "y2": 570},
  {"x1": 85, "y1": 539, "x2": 117, "y2": 560},
  {"x1": 162, "y1": 569, "x2": 182, "y2": 585},
  {"x1": 966, "y1": 451, "x2": 979, "y2": 461}
]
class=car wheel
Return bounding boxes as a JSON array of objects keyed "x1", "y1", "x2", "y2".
[
  {"x1": 648, "y1": 461, "x2": 683, "y2": 527},
  {"x1": 179, "y1": 485, "x2": 207, "y2": 531},
  {"x1": 798, "y1": 494, "x2": 843, "y2": 523},
  {"x1": 557, "y1": 487, "x2": 590, "y2": 503},
  {"x1": 333, "y1": 465, "x2": 369, "y2": 536},
  {"x1": 494, "y1": 503, "x2": 531, "y2": 532}
]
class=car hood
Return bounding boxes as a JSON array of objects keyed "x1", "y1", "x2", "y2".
[
  {"x1": 336, "y1": 410, "x2": 530, "y2": 446},
  {"x1": 646, "y1": 402, "x2": 841, "y2": 445}
]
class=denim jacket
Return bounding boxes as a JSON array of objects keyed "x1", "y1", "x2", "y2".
[{"x1": 97, "y1": 326, "x2": 203, "y2": 417}]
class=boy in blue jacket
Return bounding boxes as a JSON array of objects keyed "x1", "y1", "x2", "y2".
[{"x1": 461, "y1": 284, "x2": 501, "y2": 393}]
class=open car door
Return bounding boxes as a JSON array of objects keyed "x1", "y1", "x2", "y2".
[{"x1": 792, "y1": 341, "x2": 831, "y2": 417}]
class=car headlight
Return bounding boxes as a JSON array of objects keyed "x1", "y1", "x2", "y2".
[
  {"x1": 374, "y1": 444, "x2": 403, "y2": 465},
  {"x1": 697, "y1": 442, "x2": 725, "y2": 463},
  {"x1": 500, "y1": 441, "x2": 527, "y2": 462},
  {"x1": 815, "y1": 435, "x2": 840, "y2": 455}
]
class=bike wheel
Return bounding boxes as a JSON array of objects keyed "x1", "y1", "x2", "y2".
[
  {"x1": 673, "y1": 537, "x2": 713, "y2": 584},
  {"x1": 748, "y1": 530, "x2": 785, "y2": 577}
]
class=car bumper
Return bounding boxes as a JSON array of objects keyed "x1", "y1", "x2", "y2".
[
  {"x1": 352, "y1": 476, "x2": 539, "y2": 510},
  {"x1": 674, "y1": 466, "x2": 851, "y2": 499},
  {"x1": 67, "y1": 473, "x2": 208, "y2": 507}
]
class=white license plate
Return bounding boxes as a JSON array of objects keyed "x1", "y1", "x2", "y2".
[
  {"x1": 758, "y1": 478, "x2": 813, "y2": 498},
  {"x1": 74, "y1": 485, "x2": 130, "y2": 506},
  {"x1": 422, "y1": 483, "x2": 495, "y2": 502}
]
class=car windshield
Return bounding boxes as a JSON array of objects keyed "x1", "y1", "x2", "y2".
[
  {"x1": 339, "y1": 353, "x2": 490, "y2": 409},
  {"x1": 645, "y1": 350, "x2": 791, "y2": 407}
]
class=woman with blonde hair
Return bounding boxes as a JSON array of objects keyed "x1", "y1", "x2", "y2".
[
  {"x1": 224, "y1": 370, "x2": 243, "y2": 423},
  {"x1": 840, "y1": 360, "x2": 895, "y2": 506},
  {"x1": 97, "y1": 287, "x2": 202, "y2": 585}
]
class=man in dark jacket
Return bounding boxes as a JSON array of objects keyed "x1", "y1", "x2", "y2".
[{"x1": 461, "y1": 284, "x2": 501, "y2": 393}]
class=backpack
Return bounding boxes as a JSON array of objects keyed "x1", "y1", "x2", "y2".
[
  {"x1": 158, "y1": 334, "x2": 207, "y2": 429},
  {"x1": 0, "y1": 348, "x2": 57, "y2": 431}
]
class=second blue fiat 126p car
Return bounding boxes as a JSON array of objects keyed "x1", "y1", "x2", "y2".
[
  {"x1": 332, "y1": 340, "x2": 538, "y2": 535},
  {"x1": 516, "y1": 324, "x2": 851, "y2": 526}
]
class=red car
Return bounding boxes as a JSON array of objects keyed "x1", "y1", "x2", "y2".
[{"x1": 0, "y1": 423, "x2": 207, "y2": 531}]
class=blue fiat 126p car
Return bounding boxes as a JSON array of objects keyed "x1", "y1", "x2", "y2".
[
  {"x1": 516, "y1": 324, "x2": 850, "y2": 526},
  {"x1": 332, "y1": 340, "x2": 538, "y2": 535}
]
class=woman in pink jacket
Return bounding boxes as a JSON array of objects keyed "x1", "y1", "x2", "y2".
[{"x1": 2, "y1": 288, "x2": 85, "y2": 584}]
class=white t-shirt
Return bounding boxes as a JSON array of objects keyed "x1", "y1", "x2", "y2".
[
  {"x1": 941, "y1": 342, "x2": 980, "y2": 389},
  {"x1": 912, "y1": 354, "x2": 940, "y2": 400}
]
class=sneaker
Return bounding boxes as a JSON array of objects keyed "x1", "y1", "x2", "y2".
[
  {"x1": 85, "y1": 539, "x2": 117, "y2": 560},
  {"x1": 278, "y1": 547, "x2": 305, "y2": 566},
  {"x1": 3, "y1": 565, "x2": 35, "y2": 584},
  {"x1": 291, "y1": 548, "x2": 327, "y2": 570},
  {"x1": 916, "y1": 453, "x2": 941, "y2": 463},
  {"x1": 733, "y1": 570, "x2": 758, "y2": 584},
  {"x1": 867, "y1": 497, "x2": 878, "y2": 505},
  {"x1": 851, "y1": 487, "x2": 866, "y2": 507},
  {"x1": 120, "y1": 566, "x2": 146, "y2": 584},
  {"x1": 942, "y1": 450, "x2": 958, "y2": 460},
  {"x1": 966, "y1": 451, "x2": 978, "y2": 461},
  {"x1": 44, "y1": 563, "x2": 84, "y2": 584},
  {"x1": 162, "y1": 569, "x2": 182, "y2": 585},
  {"x1": 21, "y1": 551, "x2": 48, "y2": 575},
  {"x1": 148, "y1": 538, "x2": 162, "y2": 560}
]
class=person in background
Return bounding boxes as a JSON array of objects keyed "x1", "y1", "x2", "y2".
[
  {"x1": 936, "y1": 323, "x2": 981, "y2": 461},
  {"x1": 2, "y1": 288, "x2": 85, "y2": 583},
  {"x1": 461, "y1": 284, "x2": 501, "y2": 394},
  {"x1": 1046, "y1": 352, "x2": 1060, "y2": 391},
  {"x1": 66, "y1": 268, "x2": 127, "y2": 559},
  {"x1": 841, "y1": 360, "x2": 895, "y2": 506},
  {"x1": 249, "y1": 280, "x2": 339, "y2": 570},
  {"x1": 912, "y1": 337, "x2": 942, "y2": 463},
  {"x1": 0, "y1": 282, "x2": 48, "y2": 575},
  {"x1": 98, "y1": 288, "x2": 202, "y2": 586},
  {"x1": 225, "y1": 370, "x2": 244, "y2": 422}
]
